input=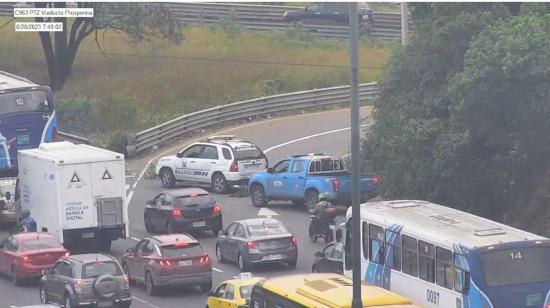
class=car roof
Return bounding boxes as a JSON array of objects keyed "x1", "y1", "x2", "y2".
[
  {"x1": 162, "y1": 188, "x2": 210, "y2": 197},
  {"x1": 149, "y1": 234, "x2": 199, "y2": 246},
  {"x1": 13, "y1": 232, "x2": 56, "y2": 240},
  {"x1": 67, "y1": 253, "x2": 115, "y2": 264}
]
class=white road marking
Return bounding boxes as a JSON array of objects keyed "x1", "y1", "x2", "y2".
[
  {"x1": 264, "y1": 127, "x2": 351, "y2": 153},
  {"x1": 126, "y1": 184, "x2": 130, "y2": 191},
  {"x1": 130, "y1": 236, "x2": 141, "y2": 241},
  {"x1": 213, "y1": 267, "x2": 224, "y2": 273},
  {"x1": 132, "y1": 296, "x2": 161, "y2": 308},
  {"x1": 257, "y1": 208, "x2": 279, "y2": 217}
]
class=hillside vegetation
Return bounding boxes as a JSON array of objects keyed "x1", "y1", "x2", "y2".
[
  {"x1": 363, "y1": 3, "x2": 550, "y2": 235},
  {"x1": 0, "y1": 18, "x2": 392, "y2": 146}
]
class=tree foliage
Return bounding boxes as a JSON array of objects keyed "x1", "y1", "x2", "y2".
[
  {"x1": 34, "y1": 2, "x2": 183, "y2": 90},
  {"x1": 363, "y1": 3, "x2": 550, "y2": 232}
]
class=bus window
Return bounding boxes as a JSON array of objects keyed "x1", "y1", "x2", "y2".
[
  {"x1": 436, "y1": 247, "x2": 453, "y2": 289},
  {"x1": 385, "y1": 229, "x2": 401, "y2": 270},
  {"x1": 362, "y1": 222, "x2": 368, "y2": 259},
  {"x1": 402, "y1": 235, "x2": 418, "y2": 277},
  {"x1": 418, "y1": 241, "x2": 435, "y2": 283},
  {"x1": 344, "y1": 218, "x2": 352, "y2": 271},
  {"x1": 369, "y1": 224, "x2": 384, "y2": 264},
  {"x1": 453, "y1": 253, "x2": 470, "y2": 294}
]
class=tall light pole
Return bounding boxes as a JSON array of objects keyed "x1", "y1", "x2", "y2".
[
  {"x1": 349, "y1": 3, "x2": 362, "y2": 308},
  {"x1": 401, "y1": 1, "x2": 409, "y2": 45}
]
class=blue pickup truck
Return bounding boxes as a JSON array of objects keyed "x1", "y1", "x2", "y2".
[{"x1": 248, "y1": 154, "x2": 379, "y2": 210}]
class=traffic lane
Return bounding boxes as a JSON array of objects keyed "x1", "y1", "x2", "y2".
[{"x1": 233, "y1": 106, "x2": 372, "y2": 152}]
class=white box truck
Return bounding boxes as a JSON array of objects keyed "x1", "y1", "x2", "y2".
[{"x1": 17, "y1": 141, "x2": 128, "y2": 251}]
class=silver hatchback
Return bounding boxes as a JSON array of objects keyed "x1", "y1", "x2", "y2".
[{"x1": 39, "y1": 253, "x2": 131, "y2": 308}]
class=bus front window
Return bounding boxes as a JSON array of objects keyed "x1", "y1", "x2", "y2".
[
  {"x1": 0, "y1": 91, "x2": 50, "y2": 115},
  {"x1": 481, "y1": 246, "x2": 550, "y2": 287}
]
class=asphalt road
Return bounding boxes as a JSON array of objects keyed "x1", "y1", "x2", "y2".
[{"x1": 0, "y1": 106, "x2": 372, "y2": 308}]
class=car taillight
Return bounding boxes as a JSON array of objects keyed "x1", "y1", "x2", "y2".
[
  {"x1": 123, "y1": 275, "x2": 129, "y2": 288},
  {"x1": 158, "y1": 260, "x2": 172, "y2": 268},
  {"x1": 372, "y1": 176, "x2": 380, "y2": 185},
  {"x1": 200, "y1": 255, "x2": 210, "y2": 264},
  {"x1": 22, "y1": 255, "x2": 31, "y2": 262},
  {"x1": 171, "y1": 209, "x2": 183, "y2": 217},
  {"x1": 332, "y1": 179, "x2": 340, "y2": 192},
  {"x1": 291, "y1": 236, "x2": 297, "y2": 246},
  {"x1": 247, "y1": 241, "x2": 258, "y2": 249},
  {"x1": 52, "y1": 127, "x2": 58, "y2": 141},
  {"x1": 230, "y1": 160, "x2": 238, "y2": 172},
  {"x1": 212, "y1": 205, "x2": 222, "y2": 214},
  {"x1": 74, "y1": 279, "x2": 83, "y2": 293}
]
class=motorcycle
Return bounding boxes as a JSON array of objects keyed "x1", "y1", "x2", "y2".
[{"x1": 308, "y1": 206, "x2": 337, "y2": 243}]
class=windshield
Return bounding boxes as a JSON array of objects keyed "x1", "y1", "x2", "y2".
[
  {"x1": 481, "y1": 246, "x2": 550, "y2": 287},
  {"x1": 160, "y1": 243, "x2": 203, "y2": 258},
  {"x1": 174, "y1": 195, "x2": 213, "y2": 207},
  {"x1": 0, "y1": 90, "x2": 50, "y2": 115},
  {"x1": 20, "y1": 238, "x2": 62, "y2": 251},
  {"x1": 247, "y1": 221, "x2": 288, "y2": 236},
  {"x1": 82, "y1": 261, "x2": 122, "y2": 278},
  {"x1": 233, "y1": 145, "x2": 264, "y2": 160}
]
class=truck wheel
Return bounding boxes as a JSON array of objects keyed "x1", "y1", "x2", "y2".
[
  {"x1": 305, "y1": 189, "x2": 319, "y2": 212},
  {"x1": 160, "y1": 168, "x2": 176, "y2": 188},
  {"x1": 211, "y1": 173, "x2": 228, "y2": 194},
  {"x1": 250, "y1": 184, "x2": 267, "y2": 207}
]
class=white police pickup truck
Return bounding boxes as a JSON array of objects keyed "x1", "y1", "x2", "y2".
[{"x1": 156, "y1": 136, "x2": 267, "y2": 193}]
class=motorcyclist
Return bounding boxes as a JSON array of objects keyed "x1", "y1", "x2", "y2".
[
  {"x1": 14, "y1": 209, "x2": 37, "y2": 233},
  {"x1": 309, "y1": 194, "x2": 337, "y2": 243}
]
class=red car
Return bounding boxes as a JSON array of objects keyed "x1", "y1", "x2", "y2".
[{"x1": 0, "y1": 232, "x2": 68, "y2": 285}]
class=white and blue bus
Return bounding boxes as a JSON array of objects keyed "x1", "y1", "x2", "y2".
[
  {"x1": 343, "y1": 200, "x2": 550, "y2": 308},
  {"x1": 0, "y1": 71, "x2": 57, "y2": 176}
]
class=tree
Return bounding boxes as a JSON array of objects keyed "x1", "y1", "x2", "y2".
[
  {"x1": 363, "y1": 3, "x2": 550, "y2": 232},
  {"x1": 34, "y1": 2, "x2": 183, "y2": 90}
]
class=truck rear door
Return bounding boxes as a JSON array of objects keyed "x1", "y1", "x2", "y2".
[
  {"x1": 61, "y1": 164, "x2": 95, "y2": 231},
  {"x1": 90, "y1": 160, "x2": 125, "y2": 227}
]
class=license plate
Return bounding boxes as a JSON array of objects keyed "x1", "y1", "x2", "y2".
[
  {"x1": 265, "y1": 254, "x2": 282, "y2": 261},
  {"x1": 192, "y1": 221, "x2": 206, "y2": 228},
  {"x1": 178, "y1": 260, "x2": 192, "y2": 266},
  {"x1": 82, "y1": 232, "x2": 95, "y2": 239}
]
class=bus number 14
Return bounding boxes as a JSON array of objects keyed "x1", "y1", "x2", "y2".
[{"x1": 427, "y1": 289, "x2": 440, "y2": 305}]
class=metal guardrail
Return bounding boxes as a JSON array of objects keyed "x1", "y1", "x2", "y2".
[
  {"x1": 126, "y1": 83, "x2": 380, "y2": 157},
  {"x1": 57, "y1": 130, "x2": 90, "y2": 144},
  {"x1": 0, "y1": 2, "x2": 410, "y2": 40}
]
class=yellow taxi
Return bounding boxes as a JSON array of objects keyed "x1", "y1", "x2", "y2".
[{"x1": 206, "y1": 273, "x2": 264, "y2": 308}]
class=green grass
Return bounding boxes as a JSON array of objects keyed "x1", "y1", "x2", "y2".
[{"x1": 0, "y1": 18, "x2": 392, "y2": 143}]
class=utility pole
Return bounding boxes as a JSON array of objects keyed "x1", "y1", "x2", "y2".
[
  {"x1": 401, "y1": 1, "x2": 409, "y2": 45},
  {"x1": 349, "y1": 3, "x2": 362, "y2": 308}
]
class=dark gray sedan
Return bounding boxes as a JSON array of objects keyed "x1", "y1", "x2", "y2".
[
  {"x1": 144, "y1": 188, "x2": 223, "y2": 236},
  {"x1": 215, "y1": 218, "x2": 298, "y2": 271}
]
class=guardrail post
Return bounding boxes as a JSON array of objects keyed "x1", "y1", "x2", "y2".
[{"x1": 126, "y1": 133, "x2": 137, "y2": 158}]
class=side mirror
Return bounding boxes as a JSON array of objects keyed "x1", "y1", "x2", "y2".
[
  {"x1": 267, "y1": 167, "x2": 273, "y2": 173},
  {"x1": 41, "y1": 269, "x2": 51, "y2": 276},
  {"x1": 176, "y1": 152, "x2": 183, "y2": 158},
  {"x1": 126, "y1": 247, "x2": 134, "y2": 254},
  {"x1": 4, "y1": 192, "x2": 11, "y2": 201},
  {"x1": 246, "y1": 298, "x2": 251, "y2": 305},
  {"x1": 218, "y1": 230, "x2": 226, "y2": 237},
  {"x1": 146, "y1": 200, "x2": 154, "y2": 206},
  {"x1": 207, "y1": 290, "x2": 215, "y2": 297},
  {"x1": 314, "y1": 251, "x2": 322, "y2": 258}
]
